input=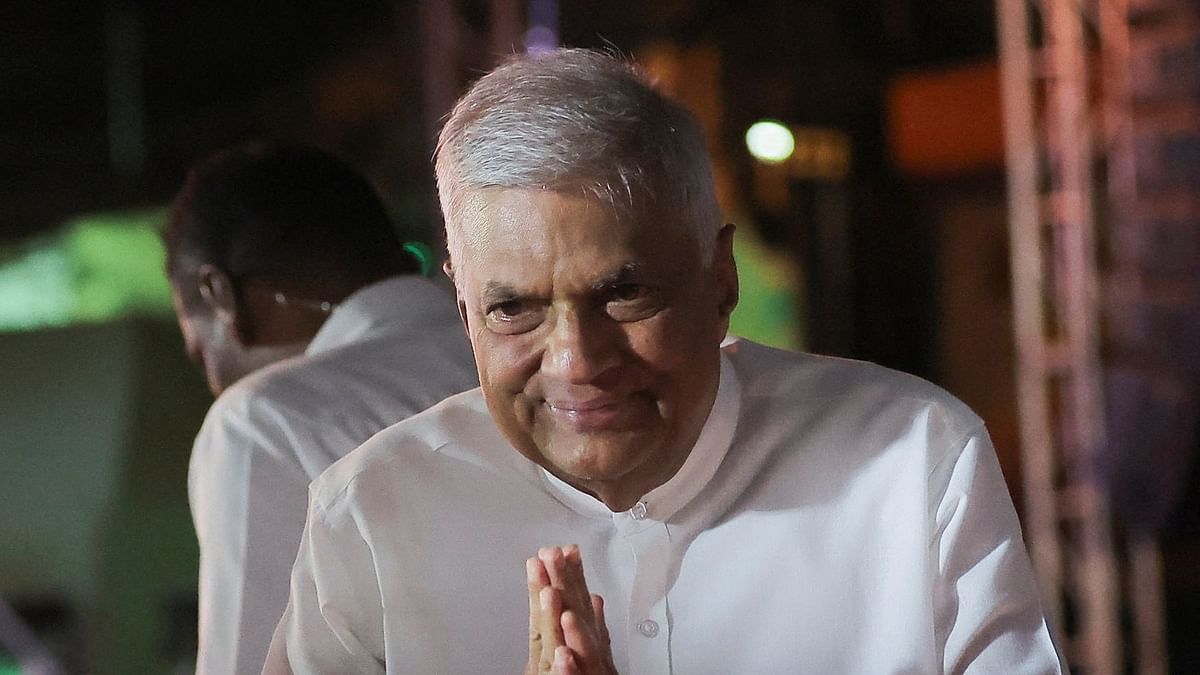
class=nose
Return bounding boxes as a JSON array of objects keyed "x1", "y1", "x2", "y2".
[{"x1": 541, "y1": 307, "x2": 621, "y2": 385}]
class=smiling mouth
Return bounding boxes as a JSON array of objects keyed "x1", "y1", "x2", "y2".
[{"x1": 544, "y1": 399, "x2": 628, "y2": 431}]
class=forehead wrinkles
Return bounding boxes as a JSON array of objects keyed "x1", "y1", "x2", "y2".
[
  {"x1": 452, "y1": 188, "x2": 702, "y2": 297},
  {"x1": 457, "y1": 188, "x2": 611, "y2": 259}
]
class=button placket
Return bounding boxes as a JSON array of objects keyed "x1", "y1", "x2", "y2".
[{"x1": 625, "y1": 521, "x2": 673, "y2": 673}]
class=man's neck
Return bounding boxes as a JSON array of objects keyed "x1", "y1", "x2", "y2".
[{"x1": 578, "y1": 452, "x2": 692, "y2": 513}]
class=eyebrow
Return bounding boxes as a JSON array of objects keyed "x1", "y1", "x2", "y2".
[
  {"x1": 479, "y1": 262, "x2": 645, "y2": 304},
  {"x1": 481, "y1": 282, "x2": 522, "y2": 305},
  {"x1": 591, "y1": 263, "x2": 643, "y2": 292}
]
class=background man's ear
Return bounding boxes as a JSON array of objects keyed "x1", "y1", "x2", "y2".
[
  {"x1": 196, "y1": 264, "x2": 236, "y2": 319},
  {"x1": 196, "y1": 264, "x2": 251, "y2": 342}
]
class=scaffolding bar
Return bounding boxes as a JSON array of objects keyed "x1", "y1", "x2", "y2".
[{"x1": 997, "y1": 0, "x2": 1066, "y2": 633}]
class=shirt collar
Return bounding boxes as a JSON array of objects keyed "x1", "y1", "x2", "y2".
[
  {"x1": 306, "y1": 276, "x2": 455, "y2": 356},
  {"x1": 540, "y1": 350, "x2": 742, "y2": 522}
]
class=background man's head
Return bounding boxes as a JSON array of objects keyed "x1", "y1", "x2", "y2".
[
  {"x1": 434, "y1": 49, "x2": 738, "y2": 510},
  {"x1": 164, "y1": 141, "x2": 418, "y2": 395}
]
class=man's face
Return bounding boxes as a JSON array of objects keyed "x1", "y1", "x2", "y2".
[
  {"x1": 451, "y1": 188, "x2": 736, "y2": 504},
  {"x1": 170, "y1": 283, "x2": 253, "y2": 396}
]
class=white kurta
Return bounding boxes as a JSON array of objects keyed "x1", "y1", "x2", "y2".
[
  {"x1": 188, "y1": 276, "x2": 478, "y2": 675},
  {"x1": 265, "y1": 339, "x2": 1065, "y2": 674}
]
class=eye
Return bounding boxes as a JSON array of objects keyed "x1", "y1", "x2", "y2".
[
  {"x1": 604, "y1": 284, "x2": 659, "y2": 322},
  {"x1": 489, "y1": 300, "x2": 525, "y2": 318},
  {"x1": 611, "y1": 283, "x2": 647, "y2": 302},
  {"x1": 484, "y1": 299, "x2": 545, "y2": 334}
]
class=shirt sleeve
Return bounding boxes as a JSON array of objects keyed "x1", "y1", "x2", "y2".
[
  {"x1": 928, "y1": 424, "x2": 1068, "y2": 674},
  {"x1": 188, "y1": 398, "x2": 313, "y2": 675},
  {"x1": 262, "y1": 491, "x2": 386, "y2": 674}
]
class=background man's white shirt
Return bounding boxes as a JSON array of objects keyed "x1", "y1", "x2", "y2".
[{"x1": 188, "y1": 276, "x2": 477, "y2": 675}]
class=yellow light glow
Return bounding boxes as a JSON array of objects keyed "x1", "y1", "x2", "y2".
[{"x1": 745, "y1": 120, "x2": 795, "y2": 164}]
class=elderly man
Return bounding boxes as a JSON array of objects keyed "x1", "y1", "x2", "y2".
[
  {"x1": 166, "y1": 142, "x2": 477, "y2": 674},
  {"x1": 266, "y1": 51, "x2": 1063, "y2": 674}
]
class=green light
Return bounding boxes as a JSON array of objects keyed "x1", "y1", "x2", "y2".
[
  {"x1": 402, "y1": 241, "x2": 436, "y2": 277},
  {"x1": 65, "y1": 210, "x2": 172, "y2": 322},
  {"x1": 0, "y1": 208, "x2": 173, "y2": 332},
  {"x1": 0, "y1": 243, "x2": 76, "y2": 330},
  {"x1": 728, "y1": 225, "x2": 803, "y2": 351}
]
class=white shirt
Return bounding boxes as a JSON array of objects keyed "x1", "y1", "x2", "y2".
[
  {"x1": 188, "y1": 276, "x2": 478, "y2": 675},
  {"x1": 265, "y1": 339, "x2": 1065, "y2": 674}
]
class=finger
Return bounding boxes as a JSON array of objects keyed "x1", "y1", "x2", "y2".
[
  {"x1": 539, "y1": 546, "x2": 567, "y2": 589},
  {"x1": 560, "y1": 545, "x2": 594, "y2": 619},
  {"x1": 561, "y1": 609, "x2": 602, "y2": 662},
  {"x1": 591, "y1": 593, "x2": 611, "y2": 647},
  {"x1": 527, "y1": 557, "x2": 549, "y2": 666},
  {"x1": 540, "y1": 585, "x2": 566, "y2": 653},
  {"x1": 552, "y1": 646, "x2": 580, "y2": 675},
  {"x1": 528, "y1": 556, "x2": 550, "y2": 617},
  {"x1": 543, "y1": 545, "x2": 592, "y2": 627}
]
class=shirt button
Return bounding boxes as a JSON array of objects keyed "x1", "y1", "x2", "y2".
[
  {"x1": 630, "y1": 501, "x2": 648, "y2": 520},
  {"x1": 636, "y1": 619, "x2": 660, "y2": 638}
]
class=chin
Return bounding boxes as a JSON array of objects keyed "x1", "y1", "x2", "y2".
[{"x1": 543, "y1": 434, "x2": 656, "y2": 483}]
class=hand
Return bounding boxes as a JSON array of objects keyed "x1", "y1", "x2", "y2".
[{"x1": 525, "y1": 545, "x2": 617, "y2": 675}]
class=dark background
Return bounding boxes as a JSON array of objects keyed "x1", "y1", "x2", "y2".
[{"x1": 1, "y1": 1, "x2": 1196, "y2": 673}]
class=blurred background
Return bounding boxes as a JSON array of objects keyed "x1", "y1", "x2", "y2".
[{"x1": 0, "y1": 0, "x2": 1196, "y2": 673}]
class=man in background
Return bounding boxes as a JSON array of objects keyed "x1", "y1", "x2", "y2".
[{"x1": 164, "y1": 142, "x2": 477, "y2": 674}]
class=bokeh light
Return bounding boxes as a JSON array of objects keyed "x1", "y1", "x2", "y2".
[{"x1": 745, "y1": 120, "x2": 795, "y2": 164}]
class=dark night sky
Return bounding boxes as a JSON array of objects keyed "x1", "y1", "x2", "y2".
[{"x1": 0, "y1": 0, "x2": 997, "y2": 242}]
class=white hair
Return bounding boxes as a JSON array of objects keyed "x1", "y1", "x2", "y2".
[{"x1": 435, "y1": 48, "x2": 721, "y2": 268}]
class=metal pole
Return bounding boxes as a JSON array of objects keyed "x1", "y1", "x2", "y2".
[
  {"x1": 489, "y1": 0, "x2": 523, "y2": 58},
  {"x1": 996, "y1": 0, "x2": 1064, "y2": 632},
  {"x1": 105, "y1": 1, "x2": 146, "y2": 176},
  {"x1": 1099, "y1": 0, "x2": 1169, "y2": 671},
  {"x1": 1046, "y1": 0, "x2": 1121, "y2": 671}
]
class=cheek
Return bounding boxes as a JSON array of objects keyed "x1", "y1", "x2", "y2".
[
  {"x1": 625, "y1": 314, "x2": 720, "y2": 410},
  {"x1": 470, "y1": 326, "x2": 541, "y2": 397},
  {"x1": 627, "y1": 313, "x2": 703, "y2": 370},
  {"x1": 472, "y1": 333, "x2": 544, "y2": 444}
]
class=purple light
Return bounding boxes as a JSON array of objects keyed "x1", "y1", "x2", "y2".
[
  {"x1": 524, "y1": 0, "x2": 558, "y2": 54},
  {"x1": 525, "y1": 25, "x2": 558, "y2": 55}
]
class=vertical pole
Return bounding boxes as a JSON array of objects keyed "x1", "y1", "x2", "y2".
[
  {"x1": 489, "y1": 0, "x2": 523, "y2": 58},
  {"x1": 1099, "y1": 0, "x2": 1169, "y2": 671},
  {"x1": 105, "y1": 1, "x2": 146, "y2": 177},
  {"x1": 417, "y1": 0, "x2": 461, "y2": 257},
  {"x1": 996, "y1": 0, "x2": 1064, "y2": 632},
  {"x1": 419, "y1": 0, "x2": 460, "y2": 148},
  {"x1": 1047, "y1": 1, "x2": 1121, "y2": 671},
  {"x1": 1129, "y1": 535, "x2": 1169, "y2": 675}
]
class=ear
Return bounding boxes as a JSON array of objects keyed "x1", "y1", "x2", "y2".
[
  {"x1": 456, "y1": 297, "x2": 470, "y2": 335},
  {"x1": 714, "y1": 223, "x2": 739, "y2": 320},
  {"x1": 443, "y1": 260, "x2": 471, "y2": 334},
  {"x1": 195, "y1": 264, "x2": 249, "y2": 342}
]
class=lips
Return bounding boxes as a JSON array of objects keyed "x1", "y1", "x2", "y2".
[{"x1": 543, "y1": 397, "x2": 628, "y2": 431}]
